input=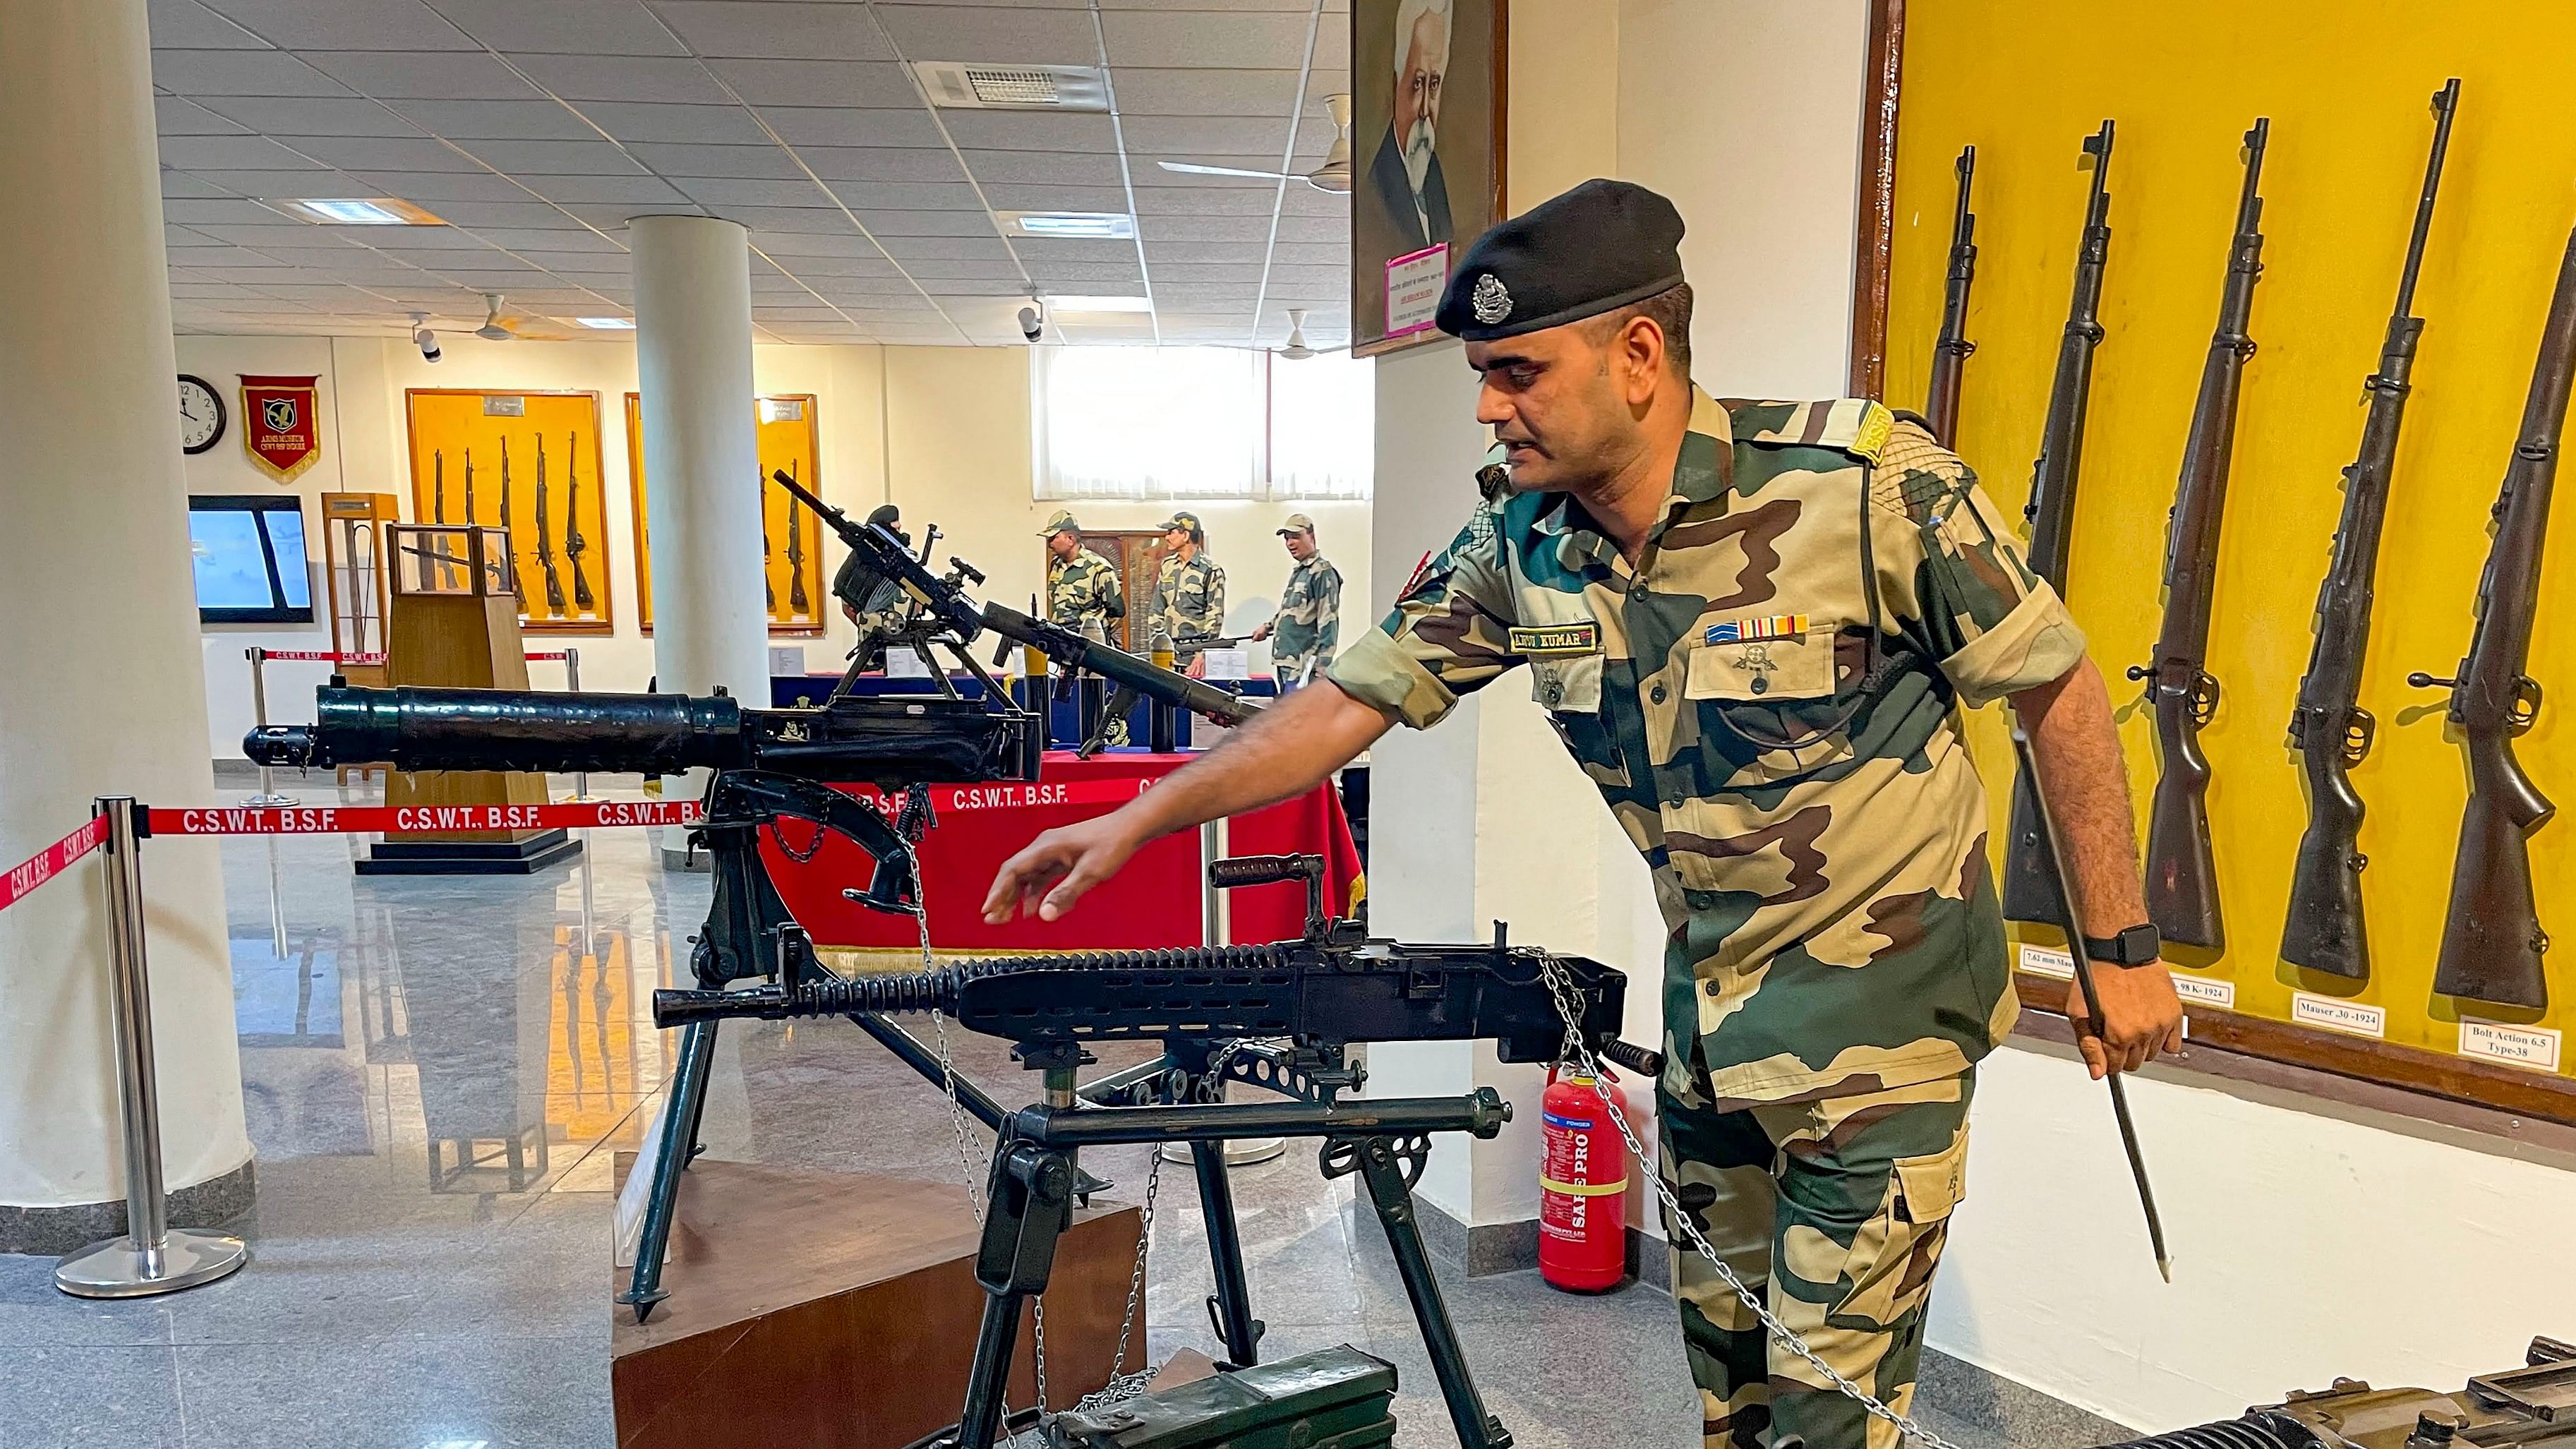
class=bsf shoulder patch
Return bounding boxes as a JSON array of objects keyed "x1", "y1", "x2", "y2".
[
  {"x1": 1705, "y1": 613, "x2": 1807, "y2": 645},
  {"x1": 1508, "y1": 622, "x2": 1601, "y2": 656}
]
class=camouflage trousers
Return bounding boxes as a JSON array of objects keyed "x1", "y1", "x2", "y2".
[{"x1": 1659, "y1": 1069, "x2": 1973, "y2": 1449}]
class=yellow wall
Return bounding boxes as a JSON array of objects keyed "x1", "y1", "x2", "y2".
[{"x1": 1884, "y1": 3, "x2": 2576, "y2": 1060}]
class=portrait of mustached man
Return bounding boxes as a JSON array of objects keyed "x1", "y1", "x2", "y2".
[
  {"x1": 1371, "y1": 0, "x2": 1455, "y2": 251},
  {"x1": 1351, "y1": 0, "x2": 1499, "y2": 351}
]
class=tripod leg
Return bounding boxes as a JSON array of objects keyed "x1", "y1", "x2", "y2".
[
  {"x1": 1354, "y1": 1138, "x2": 1512, "y2": 1449},
  {"x1": 954, "y1": 1289, "x2": 1028, "y2": 1449},
  {"x1": 620, "y1": 1017, "x2": 717, "y2": 1318},
  {"x1": 957, "y1": 1141, "x2": 1077, "y2": 1449},
  {"x1": 1191, "y1": 1140, "x2": 1265, "y2": 1366}
]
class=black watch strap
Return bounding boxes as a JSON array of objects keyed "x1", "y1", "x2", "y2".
[{"x1": 2081, "y1": 923, "x2": 2161, "y2": 968}]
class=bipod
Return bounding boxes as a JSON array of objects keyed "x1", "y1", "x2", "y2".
[{"x1": 937, "y1": 1087, "x2": 1517, "y2": 1449}]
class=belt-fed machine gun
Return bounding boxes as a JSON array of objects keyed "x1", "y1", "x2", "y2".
[
  {"x1": 2093, "y1": 1337, "x2": 2576, "y2": 1449},
  {"x1": 249, "y1": 598, "x2": 1642, "y2": 1449}
]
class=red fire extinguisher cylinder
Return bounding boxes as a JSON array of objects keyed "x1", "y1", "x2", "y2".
[{"x1": 1539, "y1": 1066, "x2": 1632, "y2": 1292}]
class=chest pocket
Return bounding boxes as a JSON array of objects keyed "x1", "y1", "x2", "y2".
[
  {"x1": 1529, "y1": 653, "x2": 1629, "y2": 786},
  {"x1": 1683, "y1": 624, "x2": 1839, "y2": 703}
]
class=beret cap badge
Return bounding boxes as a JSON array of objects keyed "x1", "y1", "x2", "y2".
[{"x1": 1469, "y1": 272, "x2": 1512, "y2": 325}]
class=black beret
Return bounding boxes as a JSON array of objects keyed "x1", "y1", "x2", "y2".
[{"x1": 1436, "y1": 179, "x2": 1687, "y2": 342}]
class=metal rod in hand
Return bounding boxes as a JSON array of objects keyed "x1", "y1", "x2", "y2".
[
  {"x1": 2005, "y1": 716, "x2": 2172, "y2": 1281},
  {"x1": 56, "y1": 799, "x2": 251, "y2": 1298},
  {"x1": 243, "y1": 649, "x2": 294, "y2": 806}
]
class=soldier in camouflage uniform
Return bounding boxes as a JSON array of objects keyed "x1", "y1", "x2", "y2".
[
  {"x1": 985, "y1": 181, "x2": 2181, "y2": 1449},
  {"x1": 1249, "y1": 512, "x2": 1342, "y2": 687},
  {"x1": 1042, "y1": 509, "x2": 1128, "y2": 746},
  {"x1": 1151, "y1": 510, "x2": 1228, "y2": 673}
]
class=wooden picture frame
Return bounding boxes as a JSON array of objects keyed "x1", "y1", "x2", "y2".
[
  {"x1": 1043, "y1": 529, "x2": 1169, "y2": 653},
  {"x1": 624, "y1": 393, "x2": 826, "y2": 637},
  {"x1": 1350, "y1": 0, "x2": 1509, "y2": 359},
  {"x1": 403, "y1": 389, "x2": 612, "y2": 635}
]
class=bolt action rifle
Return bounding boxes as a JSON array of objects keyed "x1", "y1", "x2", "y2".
[
  {"x1": 2124, "y1": 119, "x2": 2270, "y2": 952},
  {"x1": 565, "y1": 432, "x2": 594, "y2": 615},
  {"x1": 498, "y1": 435, "x2": 525, "y2": 608},
  {"x1": 784, "y1": 461, "x2": 809, "y2": 618},
  {"x1": 2002, "y1": 120, "x2": 2117, "y2": 927},
  {"x1": 534, "y1": 438, "x2": 566, "y2": 617},
  {"x1": 2403, "y1": 215, "x2": 2576, "y2": 1009},
  {"x1": 428, "y1": 448, "x2": 460, "y2": 590},
  {"x1": 1923, "y1": 143, "x2": 1978, "y2": 448},
  {"x1": 2282, "y1": 81, "x2": 2458, "y2": 981}
]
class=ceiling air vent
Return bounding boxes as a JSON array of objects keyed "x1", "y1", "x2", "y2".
[{"x1": 911, "y1": 61, "x2": 1109, "y2": 111}]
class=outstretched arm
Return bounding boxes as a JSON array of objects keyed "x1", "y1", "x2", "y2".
[
  {"x1": 2009, "y1": 656, "x2": 2184, "y2": 1078},
  {"x1": 982, "y1": 680, "x2": 1395, "y2": 922}
]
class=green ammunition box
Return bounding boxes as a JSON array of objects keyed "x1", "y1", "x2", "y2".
[{"x1": 1050, "y1": 1345, "x2": 1398, "y2": 1449}]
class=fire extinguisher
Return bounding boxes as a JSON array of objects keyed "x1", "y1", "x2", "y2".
[{"x1": 1539, "y1": 1063, "x2": 1632, "y2": 1292}]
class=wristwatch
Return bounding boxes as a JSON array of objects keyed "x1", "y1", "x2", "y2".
[{"x1": 2082, "y1": 923, "x2": 2162, "y2": 968}]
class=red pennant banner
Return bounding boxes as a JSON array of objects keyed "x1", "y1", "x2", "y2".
[{"x1": 239, "y1": 374, "x2": 321, "y2": 483}]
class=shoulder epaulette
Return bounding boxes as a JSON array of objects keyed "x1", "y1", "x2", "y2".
[{"x1": 1716, "y1": 397, "x2": 1894, "y2": 463}]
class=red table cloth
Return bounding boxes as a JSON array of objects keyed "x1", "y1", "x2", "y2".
[{"x1": 764, "y1": 752, "x2": 1362, "y2": 952}]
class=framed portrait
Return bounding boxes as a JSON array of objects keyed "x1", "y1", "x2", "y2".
[{"x1": 1350, "y1": 0, "x2": 1508, "y2": 358}]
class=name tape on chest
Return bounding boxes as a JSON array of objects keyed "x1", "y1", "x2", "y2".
[
  {"x1": 1705, "y1": 613, "x2": 1807, "y2": 646},
  {"x1": 1508, "y1": 622, "x2": 1601, "y2": 656}
]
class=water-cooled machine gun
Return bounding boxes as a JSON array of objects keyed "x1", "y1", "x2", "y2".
[{"x1": 247, "y1": 580, "x2": 1638, "y2": 1449}]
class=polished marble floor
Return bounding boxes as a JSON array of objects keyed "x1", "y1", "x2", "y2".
[{"x1": 0, "y1": 775, "x2": 2042, "y2": 1449}]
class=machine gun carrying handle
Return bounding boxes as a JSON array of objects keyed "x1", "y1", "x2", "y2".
[{"x1": 1210, "y1": 853, "x2": 1328, "y2": 936}]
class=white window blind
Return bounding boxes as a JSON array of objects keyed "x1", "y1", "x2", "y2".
[{"x1": 1033, "y1": 345, "x2": 1373, "y2": 502}]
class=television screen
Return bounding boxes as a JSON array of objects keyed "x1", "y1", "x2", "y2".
[{"x1": 189, "y1": 495, "x2": 313, "y2": 624}]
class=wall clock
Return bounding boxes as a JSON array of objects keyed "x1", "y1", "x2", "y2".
[{"x1": 178, "y1": 373, "x2": 226, "y2": 455}]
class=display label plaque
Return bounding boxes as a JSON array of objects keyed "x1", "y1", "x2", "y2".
[
  {"x1": 2291, "y1": 992, "x2": 2385, "y2": 1038},
  {"x1": 1385, "y1": 243, "x2": 1448, "y2": 338},
  {"x1": 2173, "y1": 973, "x2": 2235, "y2": 1009},
  {"x1": 2459, "y1": 1019, "x2": 2562, "y2": 1072},
  {"x1": 481, "y1": 395, "x2": 526, "y2": 416},
  {"x1": 2018, "y1": 942, "x2": 2074, "y2": 980}
]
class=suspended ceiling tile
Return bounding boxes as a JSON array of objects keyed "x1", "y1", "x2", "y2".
[
  {"x1": 977, "y1": 182, "x2": 1131, "y2": 213},
  {"x1": 481, "y1": 229, "x2": 626, "y2": 253},
  {"x1": 711, "y1": 205, "x2": 855, "y2": 233},
  {"x1": 1270, "y1": 215, "x2": 1346, "y2": 242},
  {"x1": 953, "y1": 149, "x2": 1122, "y2": 187},
  {"x1": 1025, "y1": 260, "x2": 1147, "y2": 284},
  {"x1": 1131, "y1": 187, "x2": 1283, "y2": 216},
  {"x1": 850, "y1": 208, "x2": 1003, "y2": 236},
  {"x1": 275, "y1": 134, "x2": 487, "y2": 172},
  {"x1": 1121, "y1": 115, "x2": 1300, "y2": 156},
  {"x1": 160, "y1": 170, "x2": 236, "y2": 199},
  {"x1": 1136, "y1": 213, "x2": 1270, "y2": 241},
  {"x1": 751, "y1": 230, "x2": 889, "y2": 255},
  {"x1": 157, "y1": 133, "x2": 330, "y2": 170},
  {"x1": 297, "y1": 49, "x2": 541, "y2": 100},
  {"x1": 1151, "y1": 261, "x2": 1266, "y2": 284},
  {"x1": 833, "y1": 180, "x2": 988, "y2": 211},
  {"x1": 649, "y1": 2, "x2": 897, "y2": 62},
  {"x1": 342, "y1": 169, "x2": 536, "y2": 203},
  {"x1": 869, "y1": 4, "x2": 1102, "y2": 65},
  {"x1": 155, "y1": 47, "x2": 354, "y2": 96},
  {"x1": 755, "y1": 105, "x2": 947, "y2": 149},
  {"x1": 198, "y1": 0, "x2": 479, "y2": 50},
  {"x1": 578, "y1": 101, "x2": 769, "y2": 146},
  {"x1": 428, "y1": 199, "x2": 593, "y2": 229},
  {"x1": 503, "y1": 53, "x2": 735, "y2": 104},
  {"x1": 1131, "y1": 154, "x2": 1285, "y2": 188},
  {"x1": 162, "y1": 198, "x2": 291, "y2": 225},
  {"x1": 1109, "y1": 66, "x2": 1300, "y2": 116},
  {"x1": 801, "y1": 148, "x2": 975, "y2": 186},
  {"x1": 921, "y1": 278, "x2": 1041, "y2": 294},
  {"x1": 704, "y1": 59, "x2": 919, "y2": 109},
  {"x1": 191, "y1": 95, "x2": 407, "y2": 138},
  {"x1": 1101, "y1": 11, "x2": 1313, "y2": 69},
  {"x1": 424, "y1": 0, "x2": 692, "y2": 56},
  {"x1": 148, "y1": 0, "x2": 267, "y2": 49},
  {"x1": 873, "y1": 232, "x2": 1011, "y2": 261},
  {"x1": 516, "y1": 175, "x2": 688, "y2": 208},
  {"x1": 628, "y1": 141, "x2": 809, "y2": 181},
  {"x1": 559, "y1": 200, "x2": 708, "y2": 227},
  {"x1": 183, "y1": 167, "x2": 368, "y2": 197},
  {"x1": 157, "y1": 96, "x2": 253, "y2": 135},
  {"x1": 379, "y1": 97, "x2": 600, "y2": 140},
  {"x1": 762, "y1": 253, "x2": 898, "y2": 277},
  {"x1": 680, "y1": 177, "x2": 838, "y2": 208},
  {"x1": 460, "y1": 138, "x2": 651, "y2": 176},
  {"x1": 1011, "y1": 235, "x2": 1138, "y2": 261}
]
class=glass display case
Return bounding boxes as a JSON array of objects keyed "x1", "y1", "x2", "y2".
[
  {"x1": 319, "y1": 492, "x2": 396, "y2": 682},
  {"x1": 387, "y1": 523, "x2": 516, "y2": 600}
]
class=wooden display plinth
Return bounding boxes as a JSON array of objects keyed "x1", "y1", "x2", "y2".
[{"x1": 610, "y1": 1157, "x2": 1145, "y2": 1449}]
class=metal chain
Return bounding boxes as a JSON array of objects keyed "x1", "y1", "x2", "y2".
[
  {"x1": 1536, "y1": 956, "x2": 1966, "y2": 1449},
  {"x1": 769, "y1": 815, "x2": 830, "y2": 863}
]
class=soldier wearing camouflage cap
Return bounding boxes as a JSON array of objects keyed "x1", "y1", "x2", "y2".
[
  {"x1": 1249, "y1": 513, "x2": 1342, "y2": 688},
  {"x1": 986, "y1": 177, "x2": 2181, "y2": 1448},
  {"x1": 1150, "y1": 510, "x2": 1228, "y2": 673},
  {"x1": 1042, "y1": 509, "x2": 1128, "y2": 745}
]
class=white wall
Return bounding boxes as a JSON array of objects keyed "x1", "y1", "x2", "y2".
[{"x1": 177, "y1": 335, "x2": 1368, "y2": 758}]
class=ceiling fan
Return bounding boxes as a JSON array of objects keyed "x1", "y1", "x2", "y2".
[
  {"x1": 471, "y1": 293, "x2": 570, "y2": 342},
  {"x1": 1160, "y1": 93, "x2": 1352, "y2": 194},
  {"x1": 1275, "y1": 308, "x2": 1343, "y2": 361}
]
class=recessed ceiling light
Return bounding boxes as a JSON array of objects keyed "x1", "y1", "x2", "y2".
[
  {"x1": 276, "y1": 197, "x2": 445, "y2": 226},
  {"x1": 574, "y1": 317, "x2": 635, "y2": 330},
  {"x1": 911, "y1": 61, "x2": 1109, "y2": 112},
  {"x1": 1001, "y1": 212, "x2": 1134, "y2": 240},
  {"x1": 1048, "y1": 295, "x2": 1152, "y2": 314}
]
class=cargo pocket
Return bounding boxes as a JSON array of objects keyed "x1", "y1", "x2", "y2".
[{"x1": 1828, "y1": 1132, "x2": 1968, "y2": 1333}]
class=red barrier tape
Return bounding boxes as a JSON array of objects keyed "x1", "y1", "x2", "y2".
[
  {"x1": 260, "y1": 650, "x2": 385, "y2": 666},
  {"x1": 146, "y1": 801, "x2": 706, "y2": 836},
  {"x1": 913, "y1": 778, "x2": 1155, "y2": 813},
  {"x1": 0, "y1": 816, "x2": 111, "y2": 914},
  {"x1": 524, "y1": 651, "x2": 571, "y2": 662}
]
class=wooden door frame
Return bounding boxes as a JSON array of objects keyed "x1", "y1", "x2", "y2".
[{"x1": 1848, "y1": 0, "x2": 1906, "y2": 400}]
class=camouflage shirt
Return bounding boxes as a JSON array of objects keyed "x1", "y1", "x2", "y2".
[
  {"x1": 1330, "y1": 392, "x2": 2086, "y2": 1109},
  {"x1": 1152, "y1": 551, "x2": 1227, "y2": 656},
  {"x1": 1269, "y1": 554, "x2": 1343, "y2": 676},
  {"x1": 1047, "y1": 548, "x2": 1124, "y2": 645}
]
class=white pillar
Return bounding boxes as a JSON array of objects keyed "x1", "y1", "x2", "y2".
[
  {"x1": 0, "y1": 0, "x2": 253, "y2": 1234},
  {"x1": 631, "y1": 215, "x2": 768, "y2": 707}
]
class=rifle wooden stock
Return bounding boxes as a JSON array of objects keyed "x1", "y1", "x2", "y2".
[
  {"x1": 2281, "y1": 80, "x2": 2457, "y2": 980},
  {"x1": 2132, "y1": 119, "x2": 2268, "y2": 953},
  {"x1": 2410, "y1": 217, "x2": 2576, "y2": 1009},
  {"x1": 1924, "y1": 145, "x2": 1978, "y2": 447},
  {"x1": 2002, "y1": 121, "x2": 2115, "y2": 927}
]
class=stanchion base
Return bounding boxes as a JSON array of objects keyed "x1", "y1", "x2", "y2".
[
  {"x1": 1161, "y1": 1137, "x2": 1287, "y2": 1167},
  {"x1": 55, "y1": 1229, "x2": 249, "y2": 1299},
  {"x1": 242, "y1": 793, "x2": 297, "y2": 807}
]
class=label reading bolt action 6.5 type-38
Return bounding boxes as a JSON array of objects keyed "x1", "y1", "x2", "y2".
[
  {"x1": 2292, "y1": 992, "x2": 2386, "y2": 1039},
  {"x1": 2459, "y1": 1019, "x2": 2563, "y2": 1073}
]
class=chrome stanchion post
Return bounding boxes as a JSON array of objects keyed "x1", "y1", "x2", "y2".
[
  {"x1": 565, "y1": 647, "x2": 589, "y2": 801},
  {"x1": 56, "y1": 798, "x2": 251, "y2": 1299},
  {"x1": 243, "y1": 648, "x2": 293, "y2": 806},
  {"x1": 1172, "y1": 816, "x2": 1281, "y2": 1167}
]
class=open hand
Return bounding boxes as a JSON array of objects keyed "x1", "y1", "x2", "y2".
[
  {"x1": 983, "y1": 814, "x2": 1144, "y2": 923},
  {"x1": 2069, "y1": 963, "x2": 2185, "y2": 1079}
]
